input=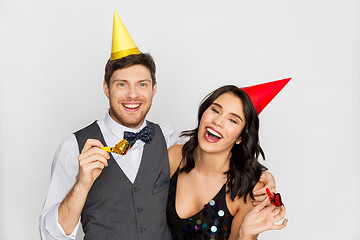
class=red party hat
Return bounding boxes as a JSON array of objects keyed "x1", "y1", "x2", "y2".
[{"x1": 241, "y1": 78, "x2": 291, "y2": 114}]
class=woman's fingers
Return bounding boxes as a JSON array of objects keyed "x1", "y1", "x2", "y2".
[
  {"x1": 271, "y1": 218, "x2": 288, "y2": 230},
  {"x1": 272, "y1": 206, "x2": 286, "y2": 223}
]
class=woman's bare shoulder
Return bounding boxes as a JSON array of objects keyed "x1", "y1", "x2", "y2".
[{"x1": 168, "y1": 144, "x2": 183, "y2": 177}]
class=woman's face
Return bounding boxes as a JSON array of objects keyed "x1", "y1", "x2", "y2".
[{"x1": 198, "y1": 92, "x2": 246, "y2": 154}]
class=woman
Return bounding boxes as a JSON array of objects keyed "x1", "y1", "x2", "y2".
[{"x1": 166, "y1": 85, "x2": 287, "y2": 240}]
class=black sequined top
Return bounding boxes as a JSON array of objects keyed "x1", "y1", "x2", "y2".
[{"x1": 166, "y1": 170, "x2": 234, "y2": 240}]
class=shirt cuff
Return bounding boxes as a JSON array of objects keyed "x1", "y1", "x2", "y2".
[{"x1": 45, "y1": 205, "x2": 80, "y2": 239}]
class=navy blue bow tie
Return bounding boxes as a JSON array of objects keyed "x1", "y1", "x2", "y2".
[{"x1": 123, "y1": 126, "x2": 152, "y2": 147}]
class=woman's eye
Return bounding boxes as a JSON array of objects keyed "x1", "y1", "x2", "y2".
[
  {"x1": 211, "y1": 108, "x2": 219, "y2": 114},
  {"x1": 229, "y1": 119, "x2": 237, "y2": 124}
]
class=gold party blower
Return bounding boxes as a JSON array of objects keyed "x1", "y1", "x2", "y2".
[{"x1": 102, "y1": 139, "x2": 130, "y2": 155}]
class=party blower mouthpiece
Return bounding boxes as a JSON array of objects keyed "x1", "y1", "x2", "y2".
[{"x1": 102, "y1": 139, "x2": 130, "y2": 155}]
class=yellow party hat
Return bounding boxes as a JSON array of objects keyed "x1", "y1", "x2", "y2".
[{"x1": 110, "y1": 11, "x2": 141, "y2": 60}]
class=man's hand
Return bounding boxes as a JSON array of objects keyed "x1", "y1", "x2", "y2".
[
  {"x1": 252, "y1": 171, "x2": 276, "y2": 206},
  {"x1": 76, "y1": 139, "x2": 110, "y2": 191},
  {"x1": 59, "y1": 139, "x2": 110, "y2": 235},
  {"x1": 238, "y1": 198, "x2": 287, "y2": 240}
]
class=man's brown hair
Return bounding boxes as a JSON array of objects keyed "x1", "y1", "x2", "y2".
[{"x1": 104, "y1": 53, "x2": 156, "y2": 87}]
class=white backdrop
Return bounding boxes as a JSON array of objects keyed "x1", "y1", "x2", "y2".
[{"x1": 0, "y1": 0, "x2": 359, "y2": 239}]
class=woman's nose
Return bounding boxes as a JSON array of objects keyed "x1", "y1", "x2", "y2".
[{"x1": 213, "y1": 115, "x2": 224, "y2": 127}]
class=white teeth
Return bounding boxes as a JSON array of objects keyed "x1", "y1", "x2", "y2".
[
  {"x1": 206, "y1": 128, "x2": 222, "y2": 138},
  {"x1": 123, "y1": 104, "x2": 140, "y2": 109}
]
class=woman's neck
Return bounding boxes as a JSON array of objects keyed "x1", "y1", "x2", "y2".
[{"x1": 193, "y1": 147, "x2": 231, "y2": 176}]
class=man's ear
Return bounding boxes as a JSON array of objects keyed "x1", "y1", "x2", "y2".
[
  {"x1": 103, "y1": 80, "x2": 110, "y2": 99},
  {"x1": 152, "y1": 82, "x2": 157, "y2": 96}
]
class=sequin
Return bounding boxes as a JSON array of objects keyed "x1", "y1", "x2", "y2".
[
  {"x1": 167, "y1": 170, "x2": 234, "y2": 240},
  {"x1": 218, "y1": 210, "x2": 224, "y2": 217}
]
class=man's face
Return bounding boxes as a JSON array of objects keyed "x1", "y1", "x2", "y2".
[{"x1": 103, "y1": 64, "x2": 157, "y2": 129}]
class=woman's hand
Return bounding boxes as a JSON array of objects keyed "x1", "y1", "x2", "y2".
[{"x1": 238, "y1": 198, "x2": 287, "y2": 240}]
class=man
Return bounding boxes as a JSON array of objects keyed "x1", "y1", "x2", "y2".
[{"x1": 40, "y1": 12, "x2": 275, "y2": 240}]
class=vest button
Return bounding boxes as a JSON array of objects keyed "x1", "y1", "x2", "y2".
[
  {"x1": 137, "y1": 208, "x2": 143, "y2": 213},
  {"x1": 133, "y1": 187, "x2": 139, "y2": 193},
  {"x1": 139, "y1": 227, "x2": 146, "y2": 233}
]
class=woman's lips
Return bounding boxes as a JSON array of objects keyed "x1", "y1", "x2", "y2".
[{"x1": 204, "y1": 127, "x2": 222, "y2": 143}]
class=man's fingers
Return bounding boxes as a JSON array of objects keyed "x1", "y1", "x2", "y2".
[
  {"x1": 253, "y1": 186, "x2": 277, "y2": 196},
  {"x1": 253, "y1": 197, "x2": 270, "y2": 212},
  {"x1": 252, "y1": 193, "x2": 267, "y2": 206},
  {"x1": 79, "y1": 153, "x2": 109, "y2": 168},
  {"x1": 253, "y1": 186, "x2": 267, "y2": 196},
  {"x1": 81, "y1": 139, "x2": 104, "y2": 153},
  {"x1": 89, "y1": 161, "x2": 106, "y2": 171},
  {"x1": 79, "y1": 146, "x2": 110, "y2": 162}
]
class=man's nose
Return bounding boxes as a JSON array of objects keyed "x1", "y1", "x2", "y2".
[{"x1": 126, "y1": 85, "x2": 139, "y2": 99}]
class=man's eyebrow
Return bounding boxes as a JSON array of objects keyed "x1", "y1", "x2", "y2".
[
  {"x1": 212, "y1": 102, "x2": 243, "y2": 121},
  {"x1": 113, "y1": 79, "x2": 151, "y2": 83},
  {"x1": 138, "y1": 79, "x2": 152, "y2": 83}
]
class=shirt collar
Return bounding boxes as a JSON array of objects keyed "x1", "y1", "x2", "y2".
[{"x1": 104, "y1": 110, "x2": 147, "y2": 141}]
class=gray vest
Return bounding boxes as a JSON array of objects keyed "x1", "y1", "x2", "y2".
[{"x1": 74, "y1": 121, "x2": 172, "y2": 240}]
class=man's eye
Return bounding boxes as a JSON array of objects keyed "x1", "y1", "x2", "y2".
[
  {"x1": 139, "y1": 83, "x2": 147, "y2": 87},
  {"x1": 118, "y1": 83, "x2": 125, "y2": 87}
]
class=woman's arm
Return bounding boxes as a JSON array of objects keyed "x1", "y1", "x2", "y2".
[
  {"x1": 228, "y1": 199, "x2": 258, "y2": 240},
  {"x1": 168, "y1": 144, "x2": 183, "y2": 177},
  {"x1": 228, "y1": 181, "x2": 265, "y2": 240},
  {"x1": 238, "y1": 198, "x2": 287, "y2": 240}
]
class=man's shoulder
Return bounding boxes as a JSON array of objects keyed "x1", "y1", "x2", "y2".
[
  {"x1": 56, "y1": 120, "x2": 102, "y2": 156},
  {"x1": 149, "y1": 121, "x2": 175, "y2": 137}
]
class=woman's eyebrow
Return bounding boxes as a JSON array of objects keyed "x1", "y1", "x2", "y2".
[{"x1": 212, "y1": 102, "x2": 243, "y2": 121}]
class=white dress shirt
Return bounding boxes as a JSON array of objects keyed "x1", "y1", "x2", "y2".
[{"x1": 39, "y1": 112, "x2": 181, "y2": 239}]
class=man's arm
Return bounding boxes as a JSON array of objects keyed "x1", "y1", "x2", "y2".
[
  {"x1": 252, "y1": 171, "x2": 276, "y2": 206},
  {"x1": 58, "y1": 139, "x2": 109, "y2": 235},
  {"x1": 40, "y1": 137, "x2": 109, "y2": 239},
  {"x1": 40, "y1": 134, "x2": 81, "y2": 239}
]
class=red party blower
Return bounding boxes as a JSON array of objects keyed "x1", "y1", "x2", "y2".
[{"x1": 266, "y1": 188, "x2": 284, "y2": 207}]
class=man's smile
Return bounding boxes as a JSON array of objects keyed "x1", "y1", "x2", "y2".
[{"x1": 122, "y1": 103, "x2": 142, "y2": 111}]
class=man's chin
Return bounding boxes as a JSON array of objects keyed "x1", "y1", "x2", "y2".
[
  {"x1": 109, "y1": 108, "x2": 149, "y2": 129},
  {"x1": 114, "y1": 115, "x2": 145, "y2": 129}
]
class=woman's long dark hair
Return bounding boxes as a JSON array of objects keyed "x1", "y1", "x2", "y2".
[{"x1": 180, "y1": 85, "x2": 267, "y2": 202}]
